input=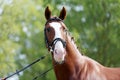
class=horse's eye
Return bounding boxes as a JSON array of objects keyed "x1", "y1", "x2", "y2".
[{"x1": 46, "y1": 27, "x2": 51, "y2": 32}]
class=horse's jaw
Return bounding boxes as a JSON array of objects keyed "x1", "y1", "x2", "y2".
[{"x1": 53, "y1": 41, "x2": 66, "y2": 64}]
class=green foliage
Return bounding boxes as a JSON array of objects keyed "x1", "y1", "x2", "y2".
[{"x1": 0, "y1": 0, "x2": 120, "y2": 79}]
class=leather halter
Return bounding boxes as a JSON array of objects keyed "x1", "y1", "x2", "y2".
[
  {"x1": 45, "y1": 17, "x2": 63, "y2": 24},
  {"x1": 44, "y1": 17, "x2": 66, "y2": 52}
]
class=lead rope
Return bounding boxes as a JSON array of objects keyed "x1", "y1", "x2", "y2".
[
  {"x1": 32, "y1": 63, "x2": 57, "y2": 80},
  {"x1": 1, "y1": 53, "x2": 49, "y2": 80}
]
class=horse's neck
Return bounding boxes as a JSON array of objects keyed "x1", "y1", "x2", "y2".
[
  {"x1": 66, "y1": 36, "x2": 83, "y2": 62},
  {"x1": 53, "y1": 36, "x2": 85, "y2": 80}
]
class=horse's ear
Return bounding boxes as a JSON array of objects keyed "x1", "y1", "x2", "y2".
[
  {"x1": 45, "y1": 6, "x2": 51, "y2": 20},
  {"x1": 59, "y1": 7, "x2": 66, "y2": 20}
]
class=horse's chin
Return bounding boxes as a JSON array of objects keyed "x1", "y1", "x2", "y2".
[{"x1": 55, "y1": 60, "x2": 65, "y2": 64}]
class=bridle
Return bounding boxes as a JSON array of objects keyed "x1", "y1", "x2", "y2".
[
  {"x1": 47, "y1": 38, "x2": 66, "y2": 52},
  {"x1": 44, "y1": 17, "x2": 66, "y2": 52}
]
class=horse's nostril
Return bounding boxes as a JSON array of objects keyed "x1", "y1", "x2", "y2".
[
  {"x1": 54, "y1": 49, "x2": 56, "y2": 53},
  {"x1": 54, "y1": 49, "x2": 58, "y2": 54}
]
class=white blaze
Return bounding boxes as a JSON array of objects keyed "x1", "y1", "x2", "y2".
[
  {"x1": 49, "y1": 22, "x2": 66, "y2": 63},
  {"x1": 49, "y1": 22, "x2": 62, "y2": 39}
]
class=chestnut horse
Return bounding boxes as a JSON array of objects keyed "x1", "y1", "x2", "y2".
[{"x1": 44, "y1": 6, "x2": 120, "y2": 80}]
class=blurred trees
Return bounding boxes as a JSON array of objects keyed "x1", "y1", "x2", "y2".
[{"x1": 0, "y1": 0, "x2": 120, "y2": 80}]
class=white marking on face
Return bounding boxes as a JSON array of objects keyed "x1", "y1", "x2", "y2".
[
  {"x1": 49, "y1": 22, "x2": 62, "y2": 39},
  {"x1": 49, "y1": 22, "x2": 66, "y2": 63},
  {"x1": 53, "y1": 41, "x2": 66, "y2": 63}
]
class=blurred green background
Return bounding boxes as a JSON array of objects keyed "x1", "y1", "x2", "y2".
[{"x1": 0, "y1": 0, "x2": 120, "y2": 80}]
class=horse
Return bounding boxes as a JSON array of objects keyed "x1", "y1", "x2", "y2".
[{"x1": 44, "y1": 6, "x2": 120, "y2": 80}]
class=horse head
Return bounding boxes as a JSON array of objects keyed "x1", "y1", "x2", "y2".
[{"x1": 44, "y1": 6, "x2": 67, "y2": 64}]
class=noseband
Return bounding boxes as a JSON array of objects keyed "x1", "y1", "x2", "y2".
[
  {"x1": 44, "y1": 17, "x2": 66, "y2": 52},
  {"x1": 49, "y1": 38, "x2": 66, "y2": 52}
]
